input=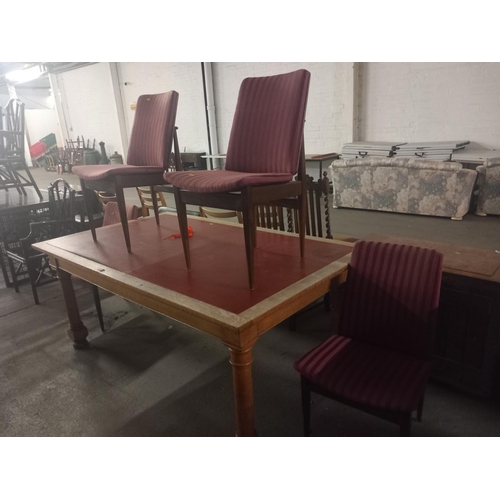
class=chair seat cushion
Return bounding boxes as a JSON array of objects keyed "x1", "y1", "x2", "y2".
[
  {"x1": 163, "y1": 170, "x2": 293, "y2": 193},
  {"x1": 72, "y1": 164, "x2": 164, "y2": 181},
  {"x1": 294, "y1": 335, "x2": 431, "y2": 412}
]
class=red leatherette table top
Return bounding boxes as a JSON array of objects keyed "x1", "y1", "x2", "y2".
[{"x1": 44, "y1": 214, "x2": 352, "y2": 315}]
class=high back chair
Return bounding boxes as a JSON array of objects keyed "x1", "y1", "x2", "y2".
[
  {"x1": 199, "y1": 206, "x2": 243, "y2": 223},
  {"x1": 162, "y1": 70, "x2": 310, "y2": 289},
  {"x1": 0, "y1": 98, "x2": 43, "y2": 199},
  {"x1": 72, "y1": 91, "x2": 180, "y2": 252},
  {"x1": 294, "y1": 240, "x2": 443, "y2": 436},
  {"x1": 6, "y1": 179, "x2": 78, "y2": 304},
  {"x1": 136, "y1": 186, "x2": 167, "y2": 217}
]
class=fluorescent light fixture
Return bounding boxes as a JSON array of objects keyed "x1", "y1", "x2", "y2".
[{"x1": 6, "y1": 64, "x2": 46, "y2": 84}]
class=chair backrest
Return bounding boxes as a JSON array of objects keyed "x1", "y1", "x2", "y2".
[
  {"x1": 48, "y1": 178, "x2": 76, "y2": 221},
  {"x1": 225, "y1": 70, "x2": 310, "y2": 175},
  {"x1": 338, "y1": 241, "x2": 443, "y2": 358},
  {"x1": 102, "y1": 201, "x2": 139, "y2": 226},
  {"x1": 5, "y1": 99, "x2": 24, "y2": 133},
  {"x1": 3, "y1": 99, "x2": 25, "y2": 155},
  {"x1": 200, "y1": 206, "x2": 242, "y2": 223},
  {"x1": 126, "y1": 91, "x2": 179, "y2": 169},
  {"x1": 136, "y1": 187, "x2": 167, "y2": 217},
  {"x1": 96, "y1": 191, "x2": 117, "y2": 205}
]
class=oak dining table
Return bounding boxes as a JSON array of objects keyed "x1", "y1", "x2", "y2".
[{"x1": 34, "y1": 212, "x2": 353, "y2": 436}]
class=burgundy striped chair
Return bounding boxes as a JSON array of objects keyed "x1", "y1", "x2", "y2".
[
  {"x1": 72, "y1": 91, "x2": 180, "y2": 252},
  {"x1": 161, "y1": 70, "x2": 311, "y2": 289},
  {"x1": 294, "y1": 240, "x2": 443, "y2": 436}
]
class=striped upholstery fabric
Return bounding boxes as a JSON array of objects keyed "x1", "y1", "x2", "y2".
[
  {"x1": 73, "y1": 91, "x2": 179, "y2": 182},
  {"x1": 163, "y1": 170, "x2": 293, "y2": 193},
  {"x1": 164, "y1": 70, "x2": 310, "y2": 191},
  {"x1": 294, "y1": 335, "x2": 432, "y2": 412},
  {"x1": 73, "y1": 164, "x2": 164, "y2": 181},
  {"x1": 339, "y1": 241, "x2": 443, "y2": 358},
  {"x1": 295, "y1": 241, "x2": 443, "y2": 412},
  {"x1": 102, "y1": 202, "x2": 139, "y2": 226},
  {"x1": 127, "y1": 92, "x2": 179, "y2": 167}
]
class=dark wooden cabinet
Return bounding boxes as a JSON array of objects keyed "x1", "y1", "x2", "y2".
[
  {"x1": 180, "y1": 152, "x2": 207, "y2": 171},
  {"x1": 432, "y1": 273, "x2": 500, "y2": 398}
]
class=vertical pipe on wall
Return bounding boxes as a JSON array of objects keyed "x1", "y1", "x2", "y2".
[
  {"x1": 109, "y1": 62, "x2": 129, "y2": 159},
  {"x1": 346, "y1": 62, "x2": 360, "y2": 143},
  {"x1": 48, "y1": 73, "x2": 69, "y2": 147},
  {"x1": 50, "y1": 72, "x2": 74, "y2": 145},
  {"x1": 202, "y1": 62, "x2": 220, "y2": 170}
]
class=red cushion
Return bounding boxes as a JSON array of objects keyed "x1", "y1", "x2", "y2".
[
  {"x1": 72, "y1": 164, "x2": 164, "y2": 181},
  {"x1": 163, "y1": 170, "x2": 293, "y2": 193},
  {"x1": 294, "y1": 335, "x2": 431, "y2": 412}
]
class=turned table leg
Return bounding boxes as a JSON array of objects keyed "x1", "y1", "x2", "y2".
[
  {"x1": 57, "y1": 267, "x2": 89, "y2": 349},
  {"x1": 226, "y1": 343, "x2": 256, "y2": 437}
]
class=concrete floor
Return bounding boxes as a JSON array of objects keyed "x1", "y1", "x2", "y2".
[{"x1": 1, "y1": 166, "x2": 499, "y2": 436}]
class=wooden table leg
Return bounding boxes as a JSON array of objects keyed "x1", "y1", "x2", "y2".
[
  {"x1": 227, "y1": 343, "x2": 256, "y2": 437},
  {"x1": 57, "y1": 267, "x2": 89, "y2": 349}
]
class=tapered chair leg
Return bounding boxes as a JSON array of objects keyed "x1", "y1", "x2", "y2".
[
  {"x1": 22, "y1": 163, "x2": 43, "y2": 200},
  {"x1": 7, "y1": 257, "x2": 20, "y2": 293},
  {"x1": 151, "y1": 186, "x2": 160, "y2": 226},
  {"x1": 301, "y1": 377, "x2": 311, "y2": 437},
  {"x1": 26, "y1": 261, "x2": 40, "y2": 305},
  {"x1": 81, "y1": 180, "x2": 97, "y2": 243},
  {"x1": 91, "y1": 285, "x2": 105, "y2": 332},
  {"x1": 114, "y1": 184, "x2": 132, "y2": 253},
  {"x1": 242, "y1": 188, "x2": 255, "y2": 289},
  {"x1": 298, "y1": 145, "x2": 307, "y2": 258},
  {"x1": 173, "y1": 187, "x2": 191, "y2": 269},
  {"x1": 298, "y1": 189, "x2": 307, "y2": 258}
]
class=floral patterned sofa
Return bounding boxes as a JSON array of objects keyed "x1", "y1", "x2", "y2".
[
  {"x1": 476, "y1": 158, "x2": 500, "y2": 216},
  {"x1": 328, "y1": 157, "x2": 477, "y2": 220}
]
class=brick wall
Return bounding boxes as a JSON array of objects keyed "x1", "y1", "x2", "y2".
[
  {"x1": 54, "y1": 62, "x2": 500, "y2": 162},
  {"x1": 212, "y1": 62, "x2": 352, "y2": 154},
  {"x1": 358, "y1": 62, "x2": 500, "y2": 149},
  {"x1": 117, "y1": 62, "x2": 208, "y2": 153},
  {"x1": 57, "y1": 63, "x2": 123, "y2": 156}
]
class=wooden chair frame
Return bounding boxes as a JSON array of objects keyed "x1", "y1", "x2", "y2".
[
  {"x1": 161, "y1": 139, "x2": 307, "y2": 289},
  {"x1": 0, "y1": 99, "x2": 43, "y2": 199},
  {"x1": 81, "y1": 128, "x2": 181, "y2": 252}
]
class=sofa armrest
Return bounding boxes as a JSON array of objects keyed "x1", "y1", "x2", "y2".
[
  {"x1": 453, "y1": 169, "x2": 477, "y2": 218},
  {"x1": 407, "y1": 158, "x2": 463, "y2": 172},
  {"x1": 484, "y1": 157, "x2": 500, "y2": 168}
]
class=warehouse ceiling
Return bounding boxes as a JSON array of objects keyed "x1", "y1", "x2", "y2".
[{"x1": 0, "y1": 62, "x2": 95, "y2": 90}]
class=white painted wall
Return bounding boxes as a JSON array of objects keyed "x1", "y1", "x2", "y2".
[
  {"x1": 1, "y1": 88, "x2": 53, "y2": 110},
  {"x1": 116, "y1": 62, "x2": 207, "y2": 154},
  {"x1": 25, "y1": 108, "x2": 64, "y2": 148},
  {"x1": 212, "y1": 62, "x2": 352, "y2": 154},
  {"x1": 56, "y1": 63, "x2": 123, "y2": 156},
  {"x1": 51, "y1": 62, "x2": 500, "y2": 166},
  {"x1": 358, "y1": 62, "x2": 500, "y2": 149}
]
